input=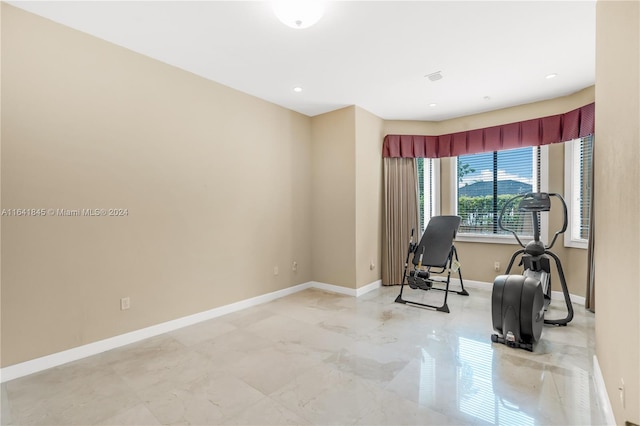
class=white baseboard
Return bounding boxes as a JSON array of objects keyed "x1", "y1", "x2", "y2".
[
  {"x1": 449, "y1": 278, "x2": 491, "y2": 290},
  {"x1": 309, "y1": 281, "x2": 357, "y2": 297},
  {"x1": 309, "y1": 279, "x2": 381, "y2": 297},
  {"x1": 593, "y1": 355, "x2": 617, "y2": 425},
  {"x1": 356, "y1": 280, "x2": 382, "y2": 297},
  {"x1": 0, "y1": 279, "x2": 383, "y2": 383},
  {"x1": 553, "y1": 290, "x2": 585, "y2": 306},
  {"x1": 357, "y1": 279, "x2": 382, "y2": 296},
  {"x1": 449, "y1": 277, "x2": 586, "y2": 306},
  {"x1": 0, "y1": 281, "x2": 312, "y2": 383},
  {"x1": 0, "y1": 276, "x2": 588, "y2": 383}
]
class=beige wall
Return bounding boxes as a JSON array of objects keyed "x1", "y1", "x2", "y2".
[
  {"x1": 1, "y1": 5, "x2": 312, "y2": 367},
  {"x1": 355, "y1": 107, "x2": 384, "y2": 288},
  {"x1": 310, "y1": 105, "x2": 385, "y2": 289},
  {"x1": 383, "y1": 120, "x2": 439, "y2": 137},
  {"x1": 311, "y1": 106, "x2": 384, "y2": 289},
  {"x1": 594, "y1": 1, "x2": 640, "y2": 424},
  {"x1": 310, "y1": 107, "x2": 357, "y2": 288},
  {"x1": 0, "y1": 2, "x2": 3, "y2": 370},
  {"x1": 384, "y1": 89, "x2": 594, "y2": 296},
  {"x1": 434, "y1": 87, "x2": 596, "y2": 134}
]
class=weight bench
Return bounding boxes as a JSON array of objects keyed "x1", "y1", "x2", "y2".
[{"x1": 394, "y1": 215, "x2": 469, "y2": 313}]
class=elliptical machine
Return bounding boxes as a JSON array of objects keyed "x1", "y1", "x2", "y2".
[{"x1": 491, "y1": 192, "x2": 573, "y2": 351}]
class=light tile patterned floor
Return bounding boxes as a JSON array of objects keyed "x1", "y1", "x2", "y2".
[{"x1": 1, "y1": 284, "x2": 605, "y2": 425}]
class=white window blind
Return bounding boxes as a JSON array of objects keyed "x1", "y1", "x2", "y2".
[
  {"x1": 564, "y1": 135, "x2": 593, "y2": 247},
  {"x1": 417, "y1": 158, "x2": 439, "y2": 231},
  {"x1": 456, "y1": 147, "x2": 540, "y2": 236}
]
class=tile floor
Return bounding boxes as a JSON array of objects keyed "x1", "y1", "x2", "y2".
[{"x1": 1, "y1": 284, "x2": 606, "y2": 425}]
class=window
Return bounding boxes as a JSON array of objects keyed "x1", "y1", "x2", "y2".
[
  {"x1": 564, "y1": 135, "x2": 593, "y2": 248},
  {"x1": 417, "y1": 158, "x2": 440, "y2": 231},
  {"x1": 454, "y1": 146, "x2": 547, "y2": 242}
]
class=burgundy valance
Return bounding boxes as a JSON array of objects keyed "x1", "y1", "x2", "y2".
[{"x1": 383, "y1": 103, "x2": 594, "y2": 158}]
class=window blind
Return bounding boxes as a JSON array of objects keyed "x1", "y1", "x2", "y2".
[
  {"x1": 457, "y1": 147, "x2": 540, "y2": 236},
  {"x1": 417, "y1": 158, "x2": 436, "y2": 231},
  {"x1": 576, "y1": 135, "x2": 593, "y2": 240}
]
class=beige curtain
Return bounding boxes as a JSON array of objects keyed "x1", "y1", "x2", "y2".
[
  {"x1": 382, "y1": 158, "x2": 420, "y2": 285},
  {"x1": 586, "y1": 207, "x2": 595, "y2": 311},
  {"x1": 586, "y1": 136, "x2": 596, "y2": 311}
]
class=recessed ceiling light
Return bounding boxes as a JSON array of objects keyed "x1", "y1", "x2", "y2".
[
  {"x1": 545, "y1": 73, "x2": 558, "y2": 79},
  {"x1": 429, "y1": 103, "x2": 437, "y2": 107},
  {"x1": 483, "y1": 96, "x2": 491, "y2": 101},
  {"x1": 425, "y1": 71, "x2": 443, "y2": 82},
  {"x1": 293, "y1": 86, "x2": 303, "y2": 93}
]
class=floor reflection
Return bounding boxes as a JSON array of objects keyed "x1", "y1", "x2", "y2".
[
  {"x1": 416, "y1": 333, "x2": 599, "y2": 425},
  {"x1": 458, "y1": 338, "x2": 525, "y2": 425}
]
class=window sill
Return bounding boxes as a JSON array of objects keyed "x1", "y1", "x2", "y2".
[
  {"x1": 564, "y1": 239, "x2": 588, "y2": 250},
  {"x1": 455, "y1": 233, "x2": 532, "y2": 245}
]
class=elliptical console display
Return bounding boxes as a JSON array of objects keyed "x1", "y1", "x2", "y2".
[{"x1": 491, "y1": 192, "x2": 573, "y2": 352}]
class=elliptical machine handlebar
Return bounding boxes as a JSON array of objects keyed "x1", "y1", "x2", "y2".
[
  {"x1": 546, "y1": 193, "x2": 568, "y2": 250},
  {"x1": 497, "y1": 192, "x2": 568, "y2": 249},
  {"x1": 498, "y1": 194, "x2": 527, "y2": 248}
]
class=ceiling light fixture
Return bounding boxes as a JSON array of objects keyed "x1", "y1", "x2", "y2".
[
  {"x1": 429, "y1": 103, "x2": 437, "y2": 107},
  {"x1": 272, "y1": 1, "x2": 325, "y2": 29},
  {"x1": 293, "y1": 86, "x2": 303, "y2": 93},
  {"x1": 545, "y1": 73, "x2": 558, "y2": 79}
]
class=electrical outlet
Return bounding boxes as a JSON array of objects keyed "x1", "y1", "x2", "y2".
[
  {"x1": 494, "y1": 261, "x2": 501, "y2": 272},
  {"x1": 292, "y1": 261, "x2": 297, "y2": 272},
  {"x1": 273, "y1": 266, "x2": 279, "y2": 276},
  {"x1": 370, "y1": 261, "x2": 375, "y2": 270},
  {"x1": 120, "y1": 297, "x2": 130, "y2": 311}
]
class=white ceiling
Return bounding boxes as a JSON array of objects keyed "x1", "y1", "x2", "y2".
[{"x1": 8, "y1": 1, "x2": 596, "y2": 121}]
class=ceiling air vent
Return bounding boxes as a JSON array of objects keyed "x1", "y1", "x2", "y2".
[{"x1": 425, "y1": 71, "x2": 443, "y2": 82}]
